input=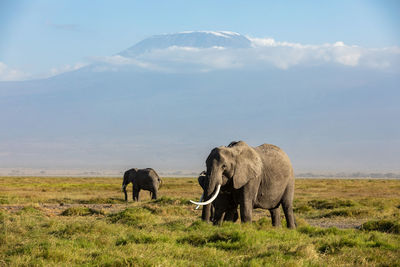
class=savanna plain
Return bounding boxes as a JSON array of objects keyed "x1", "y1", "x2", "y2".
[{"x1": 0, "y1": 177, "x2": 399, "y2": 266}]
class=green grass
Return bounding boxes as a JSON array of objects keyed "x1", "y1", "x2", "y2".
[
  {"x1": 0, "y1": 177, "x2": 399, "y2": 266},
  {"x1": 61, "y1": 207, "x2": 104, "y2": 216}
]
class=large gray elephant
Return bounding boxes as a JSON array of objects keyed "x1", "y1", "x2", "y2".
[
  {"x1": 197, "y1": 171, "x2": 239, "y2": 225},
  {"x1": 122, "y1": 168, "x2": 162, "y2": 201},
  {"x1": 191, "y1": 141, "x2": 295, "y2": 228}
]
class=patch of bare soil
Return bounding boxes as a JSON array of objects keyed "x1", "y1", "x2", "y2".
[
  {"x1": 306, "y1": 218, "x2": 366, "y2": 229},
  {"x1": 252, "y1": 208, "x2": 365, "y2": 229}
]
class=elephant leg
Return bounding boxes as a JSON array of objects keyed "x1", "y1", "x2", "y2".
[
  {"x1": 213, "y1": 204, "x2": 226, "y2": 225},
  {"x1": 269, "y1": 207, "x2": 281, "y2": 227},
  {"x1": 213, "y1": 212, "x2": 224, "y2": 225},
  {"x1": 133, "y1": 188, "x2": 140, "y2": 202},
  {"x1": 281, "y1": 183, "x2": 296, "y2": 229},
  {"x1": 123, "y1": 188, "x2": 128, "y2": 202},
  {"x1": 202, "y1": 204, "x2": 213, "y2": 222},
  {"x1": 151, "y1": 190, "x2": 157, "y2": 200},
  {"x1": 233, "y1": 210, "x2": 239, "y2": 222},
  {"x1": 239, "y1": 197, "x2": 253, "y2": 223},
  {"x1": 224, "y1": 203, "x2": 239, "y2": 222},
  {"x1": 224, "y1": 209, "x2": 234, "y2": 221},
  {"x1": 239, "y1": 188, "x2": 253, "y2": 223}
]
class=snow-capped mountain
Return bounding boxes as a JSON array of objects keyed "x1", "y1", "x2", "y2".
[
  {"x1": 0, "y1": 31, "x2": 399, "y2": 173},
  {"x1": 119, "y1": 31, "x2": 251, "y2": 57}
]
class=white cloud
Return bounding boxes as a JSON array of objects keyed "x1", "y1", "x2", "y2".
[
  {"x1": 48, "y1": 62, "x2": 87, "y2": 76},
  {"x1": 91, "y1": 55, "x2": 168, "y2": 72},
  {"x1": 3, "y1": 37, "x2": 398, "y2": 81},
  {"x1": 0, "y1": 61, "x2": 88, "y2": 81},
  {"x1": 249, "y1": 37, "x2": 365, "y2": 67},
  {"x1": 90, "y1": 38, "x2": 400, "y2": 73},
  {"x1": 0, "y1": 62, "x2": 31, "y2": 81}
]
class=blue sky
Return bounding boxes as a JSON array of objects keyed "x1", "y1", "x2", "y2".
[{"x1": 1, "y1": 0, "x2": 399, "y2": 77}]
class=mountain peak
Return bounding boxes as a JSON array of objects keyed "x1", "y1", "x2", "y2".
[{"x1": 119, "y1": 31, "x2": 251, "y2": 57}]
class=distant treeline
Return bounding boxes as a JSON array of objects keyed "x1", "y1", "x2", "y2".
[{"x1": 296, "y1": 172, "x2": 400, "y2": 178}]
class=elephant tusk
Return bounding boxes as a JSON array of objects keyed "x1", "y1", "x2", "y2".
[
  {"x1": 195, "y1": 193, "x2": 204, "y2": 210},
  {"x1": 190, "y1": 184, "x2": 221, "y2": 206}
]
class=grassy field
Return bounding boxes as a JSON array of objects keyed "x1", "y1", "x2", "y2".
[{"x1": 0, "y1": 177, "x2": 399, "y2": 266}]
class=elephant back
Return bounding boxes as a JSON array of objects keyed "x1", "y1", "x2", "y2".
[{"x1": 144, "y1": 168, "x2": 162, "y2": 186}]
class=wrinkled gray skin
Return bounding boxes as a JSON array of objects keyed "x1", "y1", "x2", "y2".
[
  {"x1": 122, "y1": 168, "x2": 162, "y2": 201},
  {"x1": 202, "y1": 141, "x2": 295, "y2": 228},
  {"x1": 198, "y1": 171, "x2": 239, "y2": 225}
]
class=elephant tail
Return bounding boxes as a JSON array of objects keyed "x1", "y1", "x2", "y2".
[{"x1": 158, "y1": 177, "x2": 163, "y2": 190}]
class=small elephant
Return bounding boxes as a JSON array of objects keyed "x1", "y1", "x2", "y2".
[
  {"x1": 197, "y1": 171, "x2": 239, "y2": 225},
  {"x1": 122, "y1": 168, "x2": 162, "y2": 201},
  {"x1": 191, "y1": 141, "x2": 296, "y2": 228}
]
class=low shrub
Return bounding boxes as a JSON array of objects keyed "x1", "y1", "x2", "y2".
[
  {"x1": 116, "y1": 233, "x2": 158, "y2": 246},
  {"x1": 308, "y1": 199, "x2": 355, "y2": 210},
  {"x1": 61, "y1": 207, "x2": 104, "y2": 216},
  {"x1": 298, "y1": 226, "x2": 340, "y2": 237},
  {"x1": 0, "y1": 196, "x2": 10, "y2": 204},
  {"x1": 361, "y1": 220, "x2": 400, "y2": 234},
  {"x1": 294, "y1": 204, "x2": 312, "y2": 213},
  {"x1": 51, "y1": 222, "x2": 94, "y2": 238},
  {"x1": 78, "y1": 198, "x2": 125, "y2": 204},
  {"x1": 318, "y1": 237, "x2": 360, "y2": 254},
  {"x1": 178, "y1": 229, "x2": 245, "y2": 251},
  {"x1": 107, "y1": 207, "x2": 155, "y2": 227},
  {"x1": 152, "y1": 196, "x2": 191, "y2": 205},
  {"x1": 17, "y1": 206, "x2": 43, "y2": 215},
  {"x1": 177, "y1": 233, "x2": 207, "y2": 246},
  {"x1": 319, "y1": 208, "x2": 370, "y2": 218},
  {"x1": 161, "y1": 220, "x2": 187, "y2": 231}
]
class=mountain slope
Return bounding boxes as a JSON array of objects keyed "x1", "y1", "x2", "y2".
[
  {"x1": 0, "y1": 32, "x2": 399, "y2": 172},
  {"x1": 119, "y1": 31, "x2": 251, "y2": 57}
]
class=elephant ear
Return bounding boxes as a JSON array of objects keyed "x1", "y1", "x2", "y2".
[{"x1": 232, "y1": 144, "x2": 262, "y2": 189}]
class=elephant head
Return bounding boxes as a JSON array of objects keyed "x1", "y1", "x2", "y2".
[
  {"x1": 190, "y1": 141, "x2": 262, "y2": 209},
  {"x1": 122, "y1": 168, "x2": 138, "y2": 200}
]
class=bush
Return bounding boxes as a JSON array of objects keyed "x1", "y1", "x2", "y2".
[
  {"x1": 319, "y1": 208, "x2": 370, "y2": 218},
  {"x1": 116, "y1": 233, "x2": 158, "y2": 246},
  {"x1": 294, "y1": 204, "x2": 312, "y2": 213},
  {"x1": 17, "y1": 206, "x2": 43, "y2": 216},
  {"x1": 298, "y1": 226, "x2": 340, "y2": 237},
  {"x1": 0, "y1": 196, "x2": 9, "y2": 204},
  {"x1": 308, "y1": 199, "x2": 355, "y2": 210},
  {"x1": 177, "y1": 233, "x2": 208, "y2": 246},
  {"x1": 108, "y1": 207, "x2": 155, "y2": 227},
  {"x1": 78, "y1": 198, "x2": 125, "y2": 204},
  {"x1": 361, "y1": 220, "x2": 400, "y2": 234},
  {"x1": 178, "y1": 229, "x2": 245, "y2": 250},
  {"x1": 152, "y1": 196, "x2": 190, "y2": 205},
  {"x1": 51, "y1": 222, "x2": 95, "y2": 238},
  {"x1": 61, "y1": 207, "x2": 104, "y2": 216}
]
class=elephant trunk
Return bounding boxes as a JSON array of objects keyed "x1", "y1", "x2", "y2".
[
  {"x1": 206, "y1": 167, "x2": 223, "y2": 199},
  {"x1": 190, "y1": 167, "x2": 222, "y2": 206}
]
